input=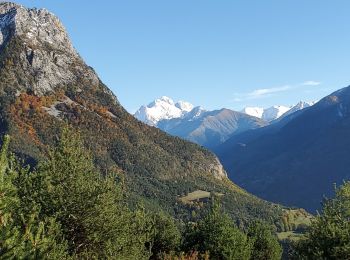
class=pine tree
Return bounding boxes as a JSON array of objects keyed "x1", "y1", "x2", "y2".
[
  {"x1": 183, "y1": 200, "x2": 252, "y2": 260},
  {"x1": 0, "y1": 135, "x2": 68, "y2": 259},
  {"x1": 0, "y1": 135, "x2": 21, "y2": 257},
  {"x1": 247, "y1": 221, "x2": 282, "y2": 260},
  {"x1": 21, "y1": 127, "x2": 151, "y2": 258},
  {"x1": 148, "y1": 211, "x2": 181, "y2": 259},
  {"x1": 292, "y1": 182, "x2": 350, "y2": 259}
]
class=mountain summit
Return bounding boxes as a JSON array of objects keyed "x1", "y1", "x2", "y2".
[
  {"x1": 0, "y1": 3, "x2": 75, "y2": 52},
  {"x1": 134, "y1": 96, "x2": 193, "y2": 126},
  {"x1": 0, "y1": 2, "x2": 102, "y2": 96}
]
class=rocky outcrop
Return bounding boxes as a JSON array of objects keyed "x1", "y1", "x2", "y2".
[
  {"x1": 0, "y1": 2, "x2": 111, "y2": 99},
  {"x1": 209, "y1": 158, "x2": 228, "y2": 180},
  {"x1": 0, "y1": 2, "x2": 76, "y2": 55}
]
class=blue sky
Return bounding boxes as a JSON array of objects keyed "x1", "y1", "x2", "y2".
[{"x1": 14, "y1": 0, "x2": 350, "y2": 112}]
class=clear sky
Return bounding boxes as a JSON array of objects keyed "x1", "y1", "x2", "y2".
[{"x1": 13, "y1": 0, "x2": 350, "y2": 112}]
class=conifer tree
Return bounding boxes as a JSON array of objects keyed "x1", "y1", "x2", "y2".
[
  {"x1": 183, "y1": 200, "x2": 252, "y2": 260},
  {"x1": 23, "y1": 127, "x2": 151, "y2": 258},
  {"x1": 292, "y1": 182, "x2": 350, "y2": 259},
  {"x1": 247, "y1": 221, "x2": 282, "y2": 260},
  {"x1": 0, "y1": 135, "x2": 68, "y2": 259},
  {"x1": 148, "y1": 211, "x2": 181, "y2": 259}
]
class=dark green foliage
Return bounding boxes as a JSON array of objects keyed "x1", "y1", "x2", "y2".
[
  {"x1": 247, "y1": 221, "x2": 282, "y2": 260},
  {"x1": 148, "y1": 212, "x2": 182, "y2": 259},
  {"x1": 183, "y1": 201, "x2": 252, "y2": 260},
  {"x1": 0, "y1": 130, "x2": 286, "y2": 259},
  {"x1": 17, "y1": 128, "x2": 151, "y2": 259},
  {"x1": 0, "y1": 135, "x2": 68, "y2": 259},
  {"x1": 292, "y1": 182, "x2": 350, "y2": 259}
]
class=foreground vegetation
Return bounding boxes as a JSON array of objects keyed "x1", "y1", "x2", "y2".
[
  {"x1": 291, "y1": 181, "x2": 350, "y2": 259},
  {"x1": 1, "y1": 128, "x2": 350, "y2": 259},
  {"x1": 0, "y1": 128, "x2": 282, "y2": 259}
]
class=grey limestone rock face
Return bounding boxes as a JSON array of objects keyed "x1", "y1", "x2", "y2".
[
  {"x1": 0, "y1": 2, "x2": 115, "y2": 101},
  {"x1": 0, "y1": 2, "x2": 76, "y2": 55},
  {"x1": 209, "y1": 158, "x2": 228, "y2": 180}
]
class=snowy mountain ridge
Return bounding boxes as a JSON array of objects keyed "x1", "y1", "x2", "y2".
[
  {"x1": 135, "y1": 97, "x2": 316, "y2": 126},
  {"x1": 134, "y1": 96, "x2": 194, "y2": 126},
  {"x1": 242, "y1": 101, "x2": 316, "y2": 121}
]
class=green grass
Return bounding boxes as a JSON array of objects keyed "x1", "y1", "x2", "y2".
[
  {"x1": 179, "y1": 190, "x2": 211, "y2": 204},
  {"x1": 277, "y1": 231, "x2": 304, "y2": 241},
  {"x1": 179, "y1": 190, "x2": 225, "y2": 204}
]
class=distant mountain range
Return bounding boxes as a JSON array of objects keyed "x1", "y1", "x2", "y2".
[
  {"x1": 216, "y1": 87, "x2": 350, "y2": 212},
  {"x1": 158, "y1": 108, "x2": 268, "y2": 149},
  {"x1": 134, "y1": 97, "x2": 315, "y2": 148}
]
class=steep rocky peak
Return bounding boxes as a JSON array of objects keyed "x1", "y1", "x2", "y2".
[
  {"x1": 0, "y1": 2, "x2": 111, "y2": 98},
  {"x1": 0, "y1": 2, "x2": 77, "y2": 56}
]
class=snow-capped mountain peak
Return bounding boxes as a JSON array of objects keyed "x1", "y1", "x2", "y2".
[
  {"x1": 242, "y1": 105, "x2": 290, "y2": 121},
  {"x1": 278, "y1": 101, "x2": 316, "y2": 120},
  {"x1": 242, "y1": 101, "x2": 316, "y2": 122},
  {"x1": 241, "y1": 107, "x2": 264, "y2": 119},
  {"x1": 262, "y1": 105, "x2": 291, "y2": 121},
  {"x1": 175, "y1": 100, "x2": 194, "y2": 112},
  {"x1": 134, "y1": 96, "x2": 195, "y2": 126}
]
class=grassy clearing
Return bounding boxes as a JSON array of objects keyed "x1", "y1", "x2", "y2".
[
  {"x1": 179, "y1": 190, "x2": 210, "y2": 204},
  {"x1": 277, "y1": 231, "x2": 304, "y2": 241},
  {"x1": 179, "y1": 190, "x2": 224, "y2": 204}
]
